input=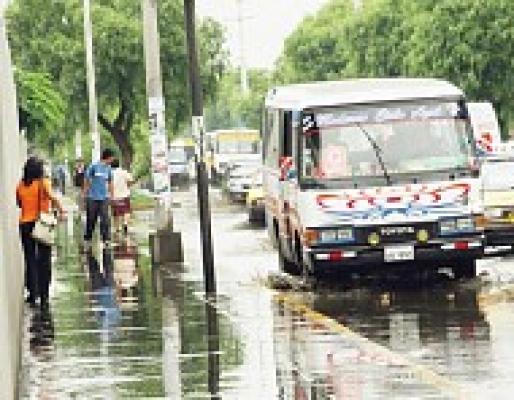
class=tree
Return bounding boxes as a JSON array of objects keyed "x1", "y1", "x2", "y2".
[
  {"x1": 204, "y1": 69, "x2": 272, "y2": 131},
  {"x1": 6, "y1": 0, "x2": 228, "y2": 169},
  {"x1": 276, "y1": 0, "x2": 513, "y2": 134},
  {"x1": 405, "y1": 0, "x2": 514, "y2": 136},
  {"x1": 14, "y1": 69, "x2": 66, "y2": 152}
]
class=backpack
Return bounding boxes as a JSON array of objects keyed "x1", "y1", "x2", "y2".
[{"x1": 74, "y1": 167, "x2": 85, "y2": 188}]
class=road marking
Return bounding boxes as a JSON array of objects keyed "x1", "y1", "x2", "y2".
[{"x1": 274, "y1": 292, "x2": 468, "y2": 400}]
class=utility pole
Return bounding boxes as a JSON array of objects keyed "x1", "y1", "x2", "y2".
[
  {"x1": 142, "y1": 0, "x2": 170, "y2": 195},
  {"x1": 83, "y1": 0, "x2": 100, "y2": 162},
  {"x1": 236, "y1": 0, "x2": 248, "y2": 95},
  {"x1": 183, "y1": 0, "x2": 216, "y2": 295}
]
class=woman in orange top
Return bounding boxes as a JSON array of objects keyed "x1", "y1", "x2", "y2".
[{"x1": 16, "y1": 157, "x2": 64, "y2": 309}]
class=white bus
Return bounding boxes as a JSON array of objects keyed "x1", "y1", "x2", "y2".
[
  {"x1": 263, "y1": 79, "x2": 484, "y2": 280},
  {"x1": 207, "y1": 129, "x2": 261, "y2": 184}
]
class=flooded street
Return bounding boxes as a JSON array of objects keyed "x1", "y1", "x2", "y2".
[{"x1": 20, "y1": 186, "x2": 514, "y2": 399}]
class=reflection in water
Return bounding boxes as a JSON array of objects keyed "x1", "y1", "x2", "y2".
[
  {"x1": 312, "y1": 286, "x2": 491, "y2": 382},
  {"x1": 113, "y1": 237, "x2": 140, "y2": 299},
  {"x1": 25, "y1": 309, "x2": 56, "y2": 399},
  {"x1": 158, "y1": 265, "x2": 234, "y2": 399},
  {"x1": 29, "y1": 309, "x2": 55, "y2": 360},
  {"x1": 273, "y1": 284, "x2": 492, "y2": 399},
  {"x1": 206, "y1": 301, "x2": 221, "y2": 400},
  {"x1": 86, "y1": 249, "x2": 121, "y2": 333}
]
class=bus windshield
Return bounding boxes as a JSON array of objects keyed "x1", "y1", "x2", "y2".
[{"x1": 301, "y1": 101, "x2": 474, "y2": 182}]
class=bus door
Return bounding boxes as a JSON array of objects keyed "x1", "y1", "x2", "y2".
[{"x1": 279, "y1": 110, "x2": 297, "y2": 248}]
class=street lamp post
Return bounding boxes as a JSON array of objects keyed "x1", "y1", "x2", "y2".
[{"x1": 183, "y1": 0, "x2": 216, "y2": 296}]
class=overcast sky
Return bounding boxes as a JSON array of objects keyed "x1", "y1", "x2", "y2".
[{"x1": 197, "y1": 0, "x2": 329, "y2": 69}]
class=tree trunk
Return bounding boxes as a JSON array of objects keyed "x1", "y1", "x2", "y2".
[{"x1": 98, "y1": 96, "x2": 135, "y2": 170}]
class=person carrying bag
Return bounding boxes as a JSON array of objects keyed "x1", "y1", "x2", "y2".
[
  {"x1": 32, "y1": 179, "x2": 58, "y2": 246},
  {"x1": 16, "y1": 157, "x2": 65, "y2": 310}
]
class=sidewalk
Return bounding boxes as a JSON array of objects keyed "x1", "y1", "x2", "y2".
[{"x1": 18, "y1": 189, "x2": 277, "y2": 399}]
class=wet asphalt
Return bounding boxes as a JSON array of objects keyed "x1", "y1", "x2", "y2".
[{"x1": 19, "y1": 185, "x2": 514, "y2": 399}]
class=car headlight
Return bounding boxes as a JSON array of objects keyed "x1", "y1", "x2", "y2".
[{"x1": 456, "y1": 217, "x2": 474, "y2": 231}]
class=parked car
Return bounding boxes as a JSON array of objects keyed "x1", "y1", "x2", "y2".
[
  {"x1": 481, "y1": 153, "x2": 514, "y2": 255},
  {"x1": 224, "y1": 163, "x2": 259, "y2": 202},
  {"x1": 246, "y1": 169, "x2": 265, "y2": 225},
  {"x1": 207, "y1": 129, "x2": 261, "y2": 185}
]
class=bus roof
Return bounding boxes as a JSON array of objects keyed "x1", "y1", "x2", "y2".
[{"x1": 265, "y1": 79, "x2": 464, "y2": 109}]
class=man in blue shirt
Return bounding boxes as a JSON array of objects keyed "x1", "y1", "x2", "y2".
[{"x1": 83, "y1": 148, "x2": 115, "y2": 248}]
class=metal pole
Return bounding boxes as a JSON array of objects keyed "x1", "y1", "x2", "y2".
[
  {"x1": 183, "y1": 0, "x2": 216, "y2": 295},
  {"x1": 83, "y1": 0, "x2": 100, "y2": 162},
  {"x1": 142, "y1": 0, "x2": 170, "y2": 196}
]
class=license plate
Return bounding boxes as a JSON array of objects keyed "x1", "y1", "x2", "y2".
[{"x1": 384, "y1": 245, "x2": 415, "y2": 262}]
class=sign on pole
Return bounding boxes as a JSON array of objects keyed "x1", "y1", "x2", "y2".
[{"x1": 149, "y1": 96, "x2": 169, "y2": 193}]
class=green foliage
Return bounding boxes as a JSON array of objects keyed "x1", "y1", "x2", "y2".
[
  {"x1": 7, "y1": 0, "x2": 228, "y2": 168},
  {"x1": 205, "y1": 69, "x2": 273, "y2": 131},
  {"x1": 14, "y1": 69, "x2": 66, "y2": 145},
  {"x1": 277, "y1": 0, "x2": 514, "y2": 134},
  {"x1": 131, "y1": 190, "x2": 156, "y2": 211}
]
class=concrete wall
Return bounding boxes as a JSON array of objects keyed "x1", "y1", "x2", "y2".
[{"x1": 0, "y1": 3, "x2": 26, "y2": 399}]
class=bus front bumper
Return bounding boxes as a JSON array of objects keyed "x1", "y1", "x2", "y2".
[{"x1": 305, "y1": 237, "x2": 483, "y2": 273}]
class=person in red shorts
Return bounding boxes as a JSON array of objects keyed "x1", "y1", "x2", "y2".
[{"x1": 110, "y1": 159, "x2": 134, "y2": 235}]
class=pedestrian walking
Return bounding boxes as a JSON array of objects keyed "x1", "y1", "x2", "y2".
[
  {"x1": 110, "y1": 158, "x2": 134, "y2": 235},
  {"x1": 73, "y1": 159, "x2": 86, "y2": 190},
  {"x1": 73, "y1": 158, "x2": 86, "y2": 216},
  {"x1": 16, "y1": 157, "x2": 65, "y2": 309},
  {"x1": 83, "y1": 149, "x2": 115, "y2": 249}
]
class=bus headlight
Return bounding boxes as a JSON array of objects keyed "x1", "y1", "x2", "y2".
[
  {"x1": 337, "y1": 228, "x2": 354, "y2": 241},
  {"x1": 304, "y1": 228, "x2": 354, "y2": 246},
  {"x1": 440, "y1": 218, "x2": 475, "y2": 234},
  {"x1": 320, "y1": 230, "x2": 338, "y2": 242},
  {"x1": 440, "y1": 219, "x2": 456, "y2": 235},
  {"x1": 456, "y1": 217, "x2": 474, "y2": 231}
]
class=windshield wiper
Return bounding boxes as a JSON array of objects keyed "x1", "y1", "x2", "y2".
[{"x1": 356, "y1": 123, "x2": 391, "y2": 185}]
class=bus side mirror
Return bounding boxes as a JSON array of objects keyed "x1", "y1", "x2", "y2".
[{"x1": 279, "y1": 156, "x2": 293, "y2": 181}]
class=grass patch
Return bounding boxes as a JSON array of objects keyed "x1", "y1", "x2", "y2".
[{"x1": 131, "y1": 191, "x2": 156, "y2": 211}]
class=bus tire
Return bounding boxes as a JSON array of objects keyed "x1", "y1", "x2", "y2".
[
  {"x1": 278, "y1": 237, "x2": 297, "y2": 275},
  {"x1": 268, "y1": 217, "x2": 279, "y2": 249},
  {"x1": 295, "y1": 235, "x2": 310, "y2": 281}
]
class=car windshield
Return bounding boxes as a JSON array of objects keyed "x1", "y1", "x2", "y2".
[
  {"x1": 301, "y1": 101, "x2": 474, "y2": 182},
  {"x1": 168, "y1": 148, "x2": 186, "y2": 163},
  {"x1": 218, "y1": 140, "x2": 259, "y2": 154}
]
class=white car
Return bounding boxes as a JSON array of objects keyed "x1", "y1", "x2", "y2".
[{"x1": 225, "y1": 164, "x2": 260, "y2": 202}]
